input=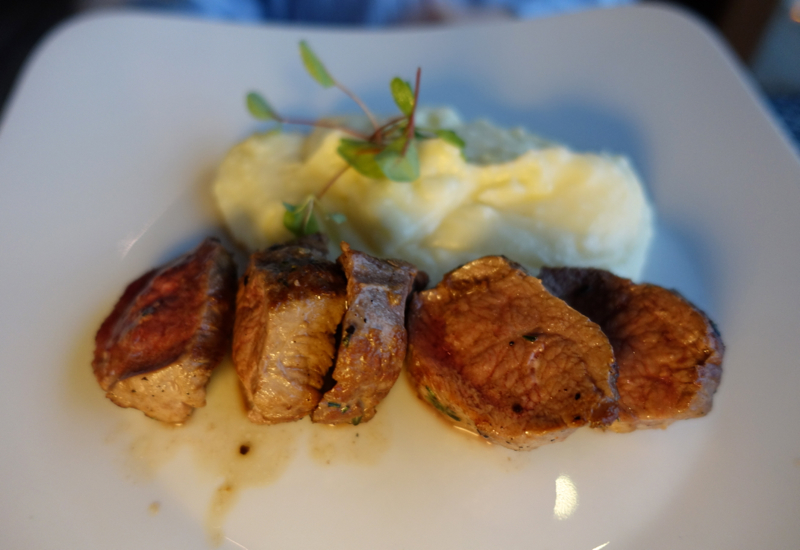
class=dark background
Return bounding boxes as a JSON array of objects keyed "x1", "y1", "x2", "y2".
[{"x1": 0, "y1": 0, "x2": 783, "y2": 118}]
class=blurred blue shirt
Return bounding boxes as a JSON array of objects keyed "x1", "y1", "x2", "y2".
[{"x1": 134, "y1": 0, "x2": 637, "y2": 25}]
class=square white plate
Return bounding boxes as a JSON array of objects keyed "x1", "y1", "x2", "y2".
[{"x1": 1, "y1": 5, "x2": 799, "y2": 549}]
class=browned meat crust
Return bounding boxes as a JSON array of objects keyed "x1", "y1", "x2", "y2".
[
  {"x1": 232, "y1": 235, "x2": 347, "y2": 424},
  {"x1": 92, "y1": 237, "x2": 237, "y2": 423},
  {"x1": 312, "y1": 243, "x2": 418, "y2": 425},
  {"x1": 539, "y1": 267, "x2": 724, "y2": 432},
  {"x1": 407, "y1": 256, "x2": 618, "y2": 451}
]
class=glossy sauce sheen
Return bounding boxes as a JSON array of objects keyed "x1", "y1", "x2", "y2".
[
  {"x1": 101, "y1": 358, "x2": 394, "y2": 543},
  {"x1": 85, "y1": 248, "x2": 723, "y2": 543}
]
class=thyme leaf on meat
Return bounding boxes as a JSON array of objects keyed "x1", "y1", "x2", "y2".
[
  {"x1": 425, "y1": 386, "x2": 461, "y2": 422},
  {"x1": 245, "y1": 40, "x2": 465, "y2": 236}
]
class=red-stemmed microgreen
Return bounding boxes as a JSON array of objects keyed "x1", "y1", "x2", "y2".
[{"x1": 246, "y1": 41, "x2": 465, "y2": 237}]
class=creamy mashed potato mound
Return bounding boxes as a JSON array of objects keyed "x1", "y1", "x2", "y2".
[{"x1": 213, "y1": 108, "x2": 653, "y2": 282}]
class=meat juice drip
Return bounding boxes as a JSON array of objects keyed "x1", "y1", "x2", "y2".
[
  {"x1": 73, "y1": 298, "x2": 545, "y2": 545},
  {"x1": 307, "y1": 405, "x2": 392, "y2": 467},
  {"x1": 105, "y1": 359, "x2": 298, "y2": 543},
  {"x1": 392, "y1": 370, "x2": 538, "y2": 473},
  {"x1": 196, "y1": 363, "x2": 300, "y2": 544},
  {"x1": 81, "y1": 338, "x2": 395, "y2": 544}
]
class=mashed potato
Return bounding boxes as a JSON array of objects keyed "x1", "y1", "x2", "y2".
[{"x1": 213, "y1": 108, "x2": 653, "y2": 282}]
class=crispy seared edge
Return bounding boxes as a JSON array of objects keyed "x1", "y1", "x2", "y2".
[
  {"x1": 92, "y1": 237, "x2": 237, "y2": 423},
  {"x1": 312, "y1": 243, "x2": 418, "y2": 425},
  {"x1": 406, "y1": 256, "x2": 618, "y2": 451},
  {"x1": 539, "y1": 266, "x2": 724, "y2": 432}
]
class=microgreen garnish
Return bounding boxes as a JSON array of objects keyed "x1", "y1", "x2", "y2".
[
  {"x1": 282, "y1": 197, "x2": 319, "y2": 236},
  {"x1": 390, "y1": 78, "x2": 415, "y2": 117},
  {"x1": 246, "y1": 41, "x2": 465, "y2": 237},
  {"x1": 246, "y1": 92, "x2": 278, "y2": 121},
  {"x1": 337, "y1": 139, "x2": 385, "y2": 179},
  {"x1": 375, "y1": 136, "x2": 419, "y2": 183},
  {"x1": 281, "y1": 194, "x2": 347, "y2": 239},
  {"x1": 299, "y1": 40, "x2": 335, "y2": 89},
  {"x1": 432, "y1": 129, "x2": 465, "y2": 149}
]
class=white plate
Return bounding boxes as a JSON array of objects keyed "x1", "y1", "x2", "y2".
[{"x1": 2, "y1": 5, "x2": 799, "y2": 549}]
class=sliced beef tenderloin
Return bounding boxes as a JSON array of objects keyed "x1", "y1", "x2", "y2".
[
  {"x1": 92, "y1": 237, "x2": 237, "y2": 423},
  {"x1": 539, "y1": 267, "x2": 724, "y2": 432},
  {"x1": 233, "y1": 234, "x2": 347, "y2": 424},
  {"x1": 407, "y1": 256, "x2": 618, "y2": 451},
  {"x1": 312, "y1": 243, "x2": 418, "y2": 425}
]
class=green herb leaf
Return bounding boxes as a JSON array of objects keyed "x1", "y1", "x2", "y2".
[
  {"x1": 351, "y1": 416, "x2": 362, "y2": 426},
  {"x1": 246, "y1": 92, "x2": 278, "y2": 120},
  {"x1": 283, "y1": 197, "x2": 320, "y2": 237},
  {"x1": 337, "y1": 139, "x2": 385, "y2": 179},
  {"x1": 299, "y1": 40, "x2": 335, "y2": 89},
  {"x1": 375, "y1": 138, "x2": 419, "y2": 182},
  {"x1": 380, "y1": 121, "x2": 407, "y2": 143},
  {"x1": 390, "y1": 77, "x2": 415, "y2": 116},
  {"x1": 425, "y1": 386, "x2": 460, "y2": 422},
  {"x1": 414, "y1": 129, "x2": 432, "y2": 140},
  {"x1": 327, "y1": 402, "x2": 341, "y2": 408},
  {"x1": 432, "y1": 128, "x2": 465, "y2": 150},
  {"x1": 522, "y1": 334, "x2": 538, "y2": 342}
]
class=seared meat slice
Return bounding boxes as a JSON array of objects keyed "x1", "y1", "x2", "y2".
[
  {"x1": 233, "y1": 235, "x2": 347, "y2": 424},
  {"x1": 92, "y1": 237, "x2": 237, "y2": 423},
  {"x1": 312, "y1": 243, "x2": 418, "y2": 425},
  {"x1": 407, "y1": 256, "x2": 618, "y2": 451},
  {"x1": 539, "y1": 267, "x2": 724, "y2": 432}
]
